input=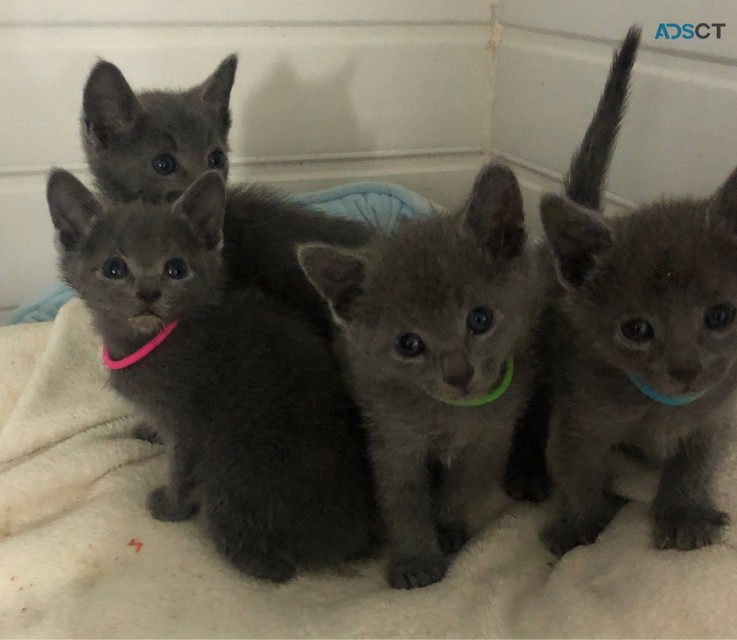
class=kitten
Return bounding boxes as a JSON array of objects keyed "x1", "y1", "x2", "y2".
[
  {"x1": 540, "y1": 27, "x2": 735, "y2": 556},
  {"x1": 81, "y1": 56, "x2": 372, "y2": 337},
  {"x1": 502, "y1": 26, "x2": 642, "y2": 503},
  {"x1": 46, "y1": 169, "x2": 377, "y2": 583},
  {"x1": 298, "y1": 163, "x2": 551, "y2": 589}
]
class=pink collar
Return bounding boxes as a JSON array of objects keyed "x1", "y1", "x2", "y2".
[{"x1": 102, "y1": 320, "x2": 179, "y2": 370}]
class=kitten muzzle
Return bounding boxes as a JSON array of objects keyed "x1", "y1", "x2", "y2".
[{"x1": 423, "y1": 357, "x2": 515, "y2": 408}]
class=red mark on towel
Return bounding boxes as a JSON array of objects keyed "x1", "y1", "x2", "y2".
[{"x1": 128, "y1": 538, "x2": 143, "y2": 553}]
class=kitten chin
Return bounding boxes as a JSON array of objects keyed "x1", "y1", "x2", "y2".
[{"x1": 128, "y1": 313, "x2": 166, "y2": 333}]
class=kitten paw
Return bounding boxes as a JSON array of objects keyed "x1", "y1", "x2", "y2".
[
  {"x1": 541, "y1": 519, "x2": 600, "y2": 557},
  {"x1": 436, "y1": 522, "x2": 470, "y2": 555},
  {"x1": 542, "y1": 496, "x2": 626, "y2": 557},
  {"x1": 654, "y1": 506, "x2": 729, "y2": 551},
  {"x1": 503, "y1": 461, "x2": 552, "y2": 503},
  {"x1": 235, "y1": 554, "x2": 298, "y2": 584},
  {"x1": 146, "y1": 486, "x2": 198, "y2": 522},
  {"x1": 388, "y1": 554, "x2": 448, "y2": 590},
  {"x1": 133, "y1": 424, "x2": 164, "y2": 445}
]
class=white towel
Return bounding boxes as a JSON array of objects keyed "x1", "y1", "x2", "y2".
[{"x1": 1, "y1": 298, "x2": 735, "y2": 638}]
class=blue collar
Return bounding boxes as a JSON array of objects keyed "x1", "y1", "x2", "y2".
[{"x1": 627, "y1": 373, "x2": 706, "y2": 407}]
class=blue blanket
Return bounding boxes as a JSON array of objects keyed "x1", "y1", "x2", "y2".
[{"x1": 8, "y1": 182, "x2": 440, "y2": 325}]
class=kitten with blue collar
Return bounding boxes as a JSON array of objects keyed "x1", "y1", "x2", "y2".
[
  {"x1": 46, "y1": 169, "x2": 377, "y2": 582},
  {"x1": 540, "y1": 27, "x2": 735, "y2": 556}
]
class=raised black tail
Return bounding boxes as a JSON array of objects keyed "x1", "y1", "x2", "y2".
[{"x1": 565, "y1": 26, "x2": 641, "y2": 211}]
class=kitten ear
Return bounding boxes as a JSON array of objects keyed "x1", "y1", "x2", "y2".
[
  {"x1": 709, "y1": 166, "x2": 737, "y2": 235},
  {"x1": 296, "y1": 243, "x2": 367, "y2": 324},
  {"x1": 173, "y1": 171, "x2": 226, "y2": 250},
  {"x1": 461, "y1": 163, "x2": 526, "y2": 259},
  {"x1": 196, "y1": 54, "x2": 238, "y2": 136},
  {"x1": 82, "y1": 60, "x2": 142, "y2": 147},
  {"x1": 540, "y1": 193, "x2": 613, "y2": 287},
  {"x1": 47, "y1": 169, "x2": 102, "y2": 250}
]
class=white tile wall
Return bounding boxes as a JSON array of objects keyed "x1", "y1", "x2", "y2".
[
  {"x1": 492, "y1": 1, "x2": 737, "y2": 237},
  {"x1": 0, "y1": 0, "x2": 493, "y2": 311},
  {"x1": 4, "y1": 1, "x2": 736, "y2": 315}
]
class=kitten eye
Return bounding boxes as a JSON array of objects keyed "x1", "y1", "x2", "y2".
[
  {"x1": 165, "y1": 258, "x2": 188, "y2": 280},
  {"x1": 395, "y1": 333, "x2": 426, "y2": 358},
  {"x1": 152, "y1": 153, "x2": 178, "y2": 176},
  {"x1": 704, "y1": 303, "x2": 736, "y2": 331},
  {"x1": 102, "y1": 257, "x2": 128, "y2": 280},
  {"x1": 467, "y1": 306, "x2": 494, "y2": 335},
  {"x1": 208, "y1": 149, "x2": 226, "y2": 169},
  {"x1": 620, "y1": 318, "x2": 654, "y2": 343}
]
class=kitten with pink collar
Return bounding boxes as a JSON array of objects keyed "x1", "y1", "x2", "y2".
[{"x1": 47, "y1": 169, "x2": 378, "y2": 583}]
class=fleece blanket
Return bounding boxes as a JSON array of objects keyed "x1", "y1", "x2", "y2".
[{"x1": 2, "y1": 299, "x2": 737, "y2": 638}]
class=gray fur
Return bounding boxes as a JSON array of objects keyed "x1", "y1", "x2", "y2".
[
  {"x1": 81, "y1": 57, "x2": 373, "y2": 337},
  {"x1": 541, "y1": 158, "x2": 737, "y2": 553},
  {"x1": 299, "y1": 163, "x2": 552, "y2": 588},
  {"x1": 47, "y1": 169, "x2": 377, "y2": 582}
]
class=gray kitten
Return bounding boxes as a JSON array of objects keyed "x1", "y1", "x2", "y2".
[
  {"x1": 541, "y1": 28, "x2": 735, "y2": 556},
  {"x1": 81, "y1": 56, "x2": 372, "y2": 337},
  {"x1": 46, "y1": 169, "x2": 377, "y2": 583},
  {"x1": 298, "y1": 163, "x2": 551, "y2": 589}
]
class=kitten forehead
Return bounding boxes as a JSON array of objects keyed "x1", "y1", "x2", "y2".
[
  {"x1": 137, "y1": 91, "x2": 217, "y2": 149},
  {"x1": 360, "y1": 214, "x2": 521, "y2": 327},
  {"x1": 87, "y1": 203, "x2": 202, "y2": 261},
  {"x1": 594, "y1": 199, "x2": 737, "y2": 305}
]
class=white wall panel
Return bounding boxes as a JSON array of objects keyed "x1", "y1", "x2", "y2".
[
  {"x1": 492, "y1": 1, "x2": 737, "y2": 230},
  {"x1": 8, "y1": 0, "x2": 734, "y2": 316},
  {"x1": 2, "y1": 1, "x2": 491, "y2": 27},
  {"x1": 501, "y1": 1, "x2": 737, "y2": 61},
  {"x1": 0, "y1": 26, "x2": 489, "y2": 168}
]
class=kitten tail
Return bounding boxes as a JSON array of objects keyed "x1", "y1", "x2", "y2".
[{"x1": 565, "y1": 25, "x2": 641, "y2": 211}]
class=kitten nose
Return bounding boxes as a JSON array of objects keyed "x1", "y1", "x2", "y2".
[
  {"x1": 443, "y1": 366, "x2": 475, "y2": 391},
  {"x1": 668, "y1": 364, "x2": 702, "y2": 383},
  {"x1": 137, "y1": 288, "x2": 162, "y2": 304}
]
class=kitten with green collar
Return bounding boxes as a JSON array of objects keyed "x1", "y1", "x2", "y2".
[
  {"x1": 298, "y1": 163, "x2": 552, "y2": 589},
  {"x1": 46, "y1": 169, "x2": 377, "y2": 583},
  {"x1": 540, "y1": 28, "x2": 735, "y2": 556}
]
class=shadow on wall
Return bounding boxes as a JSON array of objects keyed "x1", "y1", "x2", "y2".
[{"x1": 238, "y1": 58, "x2": 375, "y2": 160}]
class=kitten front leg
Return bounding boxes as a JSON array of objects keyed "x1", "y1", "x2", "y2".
[
  {"x1": 372, "y1": 436, "x2": 447, "y2": 589},
  {"x1": 543, "y1": 413, "x2": 624, "y2": 556},
  {"x1": 132, "y1": 422, "x2": 164, "y2": 445},
  {"x1": 430, "y1": 457, "x2": 470, "y2": 556},
  {"x1": 652, "y1": 427, "x2": 729, "y2": 551},
  {"x1": 147, "y1": 441, "x2": 199, "y2": 522}
]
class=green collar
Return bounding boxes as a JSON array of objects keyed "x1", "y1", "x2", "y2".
[{"x1": 425, "y1": 357, "x2": 515, "y2": 407}]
